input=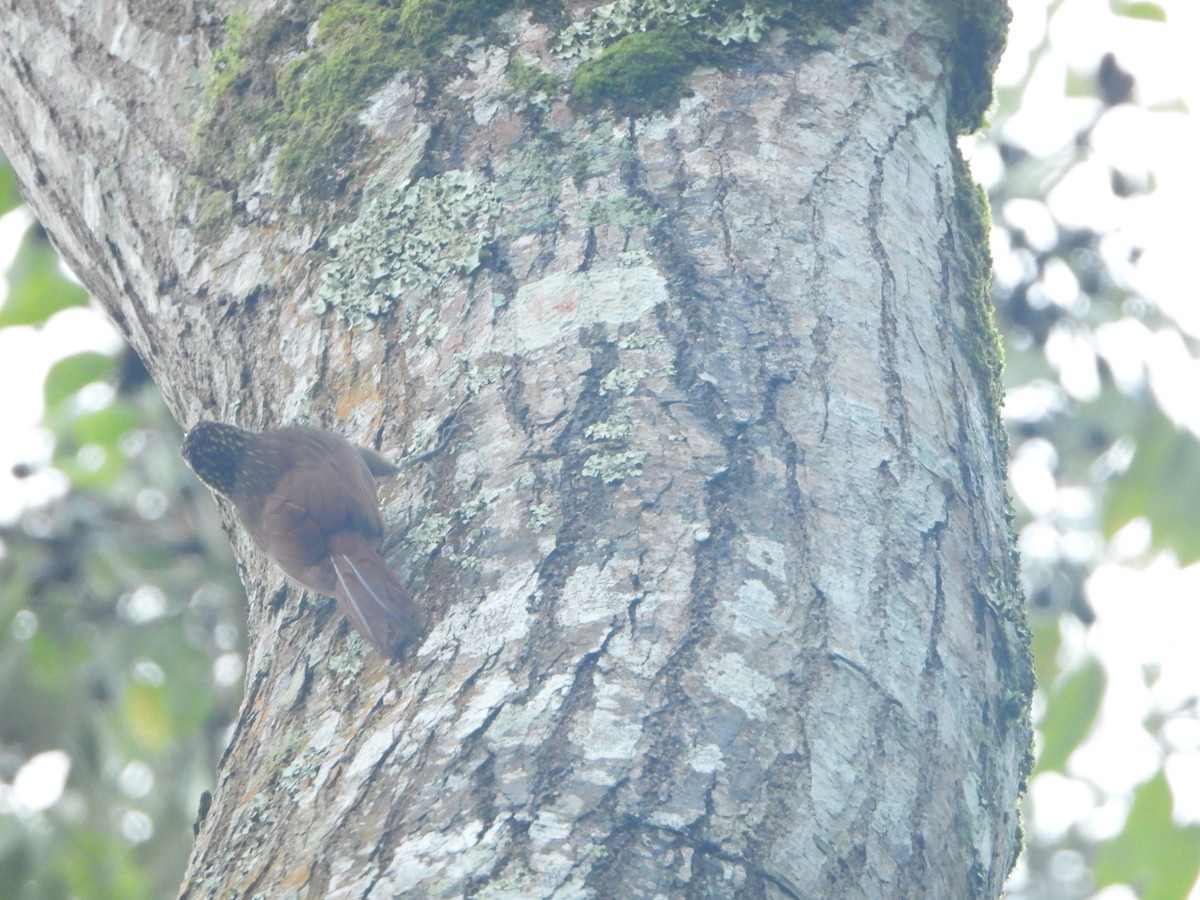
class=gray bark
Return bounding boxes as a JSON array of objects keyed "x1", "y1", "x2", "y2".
[{"x1": 0, "y1": 1, "x2": 1030, "y2": 897}]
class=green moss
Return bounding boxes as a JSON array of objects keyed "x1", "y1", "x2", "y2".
[
  {"x1": 204, "y1": 11, "x2": 252, "y2": 104},
  {"x1": 572, "y1": 28, "x2": 709, "y2": 115},
  {"x1": 951, "y1": 148, "x2": 1007, "y2": 461},
  {"x1": 195, "y1": 0, "x2": 518, "y2": 200},
  {"x1": 942, "y1": 0, "x2": 1011, "y2": 133},
  {"x1": 507, "y1": 55, "x2": 559, "y2": 98},
  {"x1": 560, "y1": 0, "x2": 868, "y2": 115},
  {"x1": 193, "y1": 189, "x2": 233, "y2": 230}
]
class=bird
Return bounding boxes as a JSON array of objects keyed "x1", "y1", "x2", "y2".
[{"x1": 181, "y1": 420, "x2": 423, "y2": 657}]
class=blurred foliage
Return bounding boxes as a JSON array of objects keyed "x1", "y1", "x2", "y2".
[
  {"x1": 0, "y1": 182, "x2": 245, "y2": 899},
  {"x1": 983, "y1": 1, "x2": 1200, "y2": 898}
]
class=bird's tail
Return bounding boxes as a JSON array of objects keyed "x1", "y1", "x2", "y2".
[{"x1": 329, "y1": 532, "x2": 422, "y2": 657}]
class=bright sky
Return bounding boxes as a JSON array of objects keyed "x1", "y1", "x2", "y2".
[{"x1": 0, "y1": 0, "x2": 1198, "y2": 890}]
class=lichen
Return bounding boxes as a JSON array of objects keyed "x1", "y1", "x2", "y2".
[
  {"x1": 553, "y1": 0, "x2": 766, "y2": 61},
  {"x1": 584, "y1": 195, "x2": 663, "y2": 230},
  {"x1": 406, "y1": 513, "x2": 454, "y2": 557},
  {"x1": 494, "y1": 122, "x2": 636, "y2": 238},
  {"x1": 315, "y1": 169, "x2": 498, "y2": 330},
  {"x1": 583, "y1": 421, "x2": 631, "y2": 441},
  {"x1": 529, "y1": 503, "x2": 552, "y2": 533},
  {"x1": 582, "y1": 450, "x2": 646, "y2": 483},
  {"x1": 599, "y1": 368, "x2": 648, "y2": 396}
]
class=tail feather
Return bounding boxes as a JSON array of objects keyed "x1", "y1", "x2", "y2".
[{"x1": 329, "y1": 534, "x2": 422, "y2": 656}]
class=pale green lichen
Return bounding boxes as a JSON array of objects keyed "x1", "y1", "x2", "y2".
[
  {"x1": 406, "y1": 512, "x2": 454, "y2": 556},
  {"x1": 553, "y1": 0, "x2": 766, "y2": 61},
  {"x1": 618, "y1": 331, "x2": 666, "y2": 350},
  {"x1": 600, "y1": 367, "x2": 648, "y2": 396},
  {"x1": 529, "y1": 503, "x2": 552, "y2": 533},
  {"x1": 326, "y1": 646, "x2": 366, "y2": 677},
  {"x1": 461, "y1": 361, "x2": 513, "y2": 393},
  {"x1": 584, "y1": 195, "x2": 663, "y2": 229},
  {"x1": 316, "y1": 169, "x2": 498, "y2": 329},
  {"x1": 495, "y1": 122, "x2": 636, "y2": 238},
  {"x1": 583, "y1": 450, "x2": 646, "y2": 483},
  {"x1": 584, "y1": 421, "x2": 631, "y2": 441},
  {"x1": 457, "y1": 489, "x2": 499, "y2": 524}
]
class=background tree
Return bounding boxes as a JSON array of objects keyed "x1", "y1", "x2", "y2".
[
  {"x1": 977, "y1": 1, "x2": 1200, "y2": 897},
  {"x1": 0, "y1": 177, "x2": 245, "y2": 898},
  {"x1": 1, "y1": 0, "x2": 1035, "y2": 896}
]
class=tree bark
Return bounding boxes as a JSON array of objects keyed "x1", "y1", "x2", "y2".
[{"x1": 0, "y1": 1, "x2": 1030, "y2": 897}]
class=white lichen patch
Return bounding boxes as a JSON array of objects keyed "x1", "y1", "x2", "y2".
[
  {"x1": 573, "y1": 676, "x2": 643, "y2": 762},
  {"x1": 281, "y1": 710, "x2": 342, "y2": 791},
  {"x1": 528, "y1": 808, "x2": 573, "y2": 844},
  {"x1": 745, "y1": 534, "x2": 789, "y2": 582},
  {"x1": 727, "y1": 578, "x2": 786, "y2": 637},
  {"x1": 453, "y1": 672, "x2": 517, "y2": 741},
  {"x1": 704, "y1": 652, "x2": 775, "y2": 720},
  {"x1": 382, "y1": 818, "x2": 489, "y2": 887},
  {"x1": 483, "y1": 266, "x2": 667, "y2": 356},
  {"x1": 430, "y1": 563, "x2": 536, "y2": 657},
  {"x1": 558, "y1": 563, "x2": 626, "y2": 627},
  {"x1": 345, "y1": 725, "x2": 399, "y2": 781},
  {"x1": 317, "y1": 168, "x2": 498, "y2": 330},
  {"x1": 689, "y1": 742, "x2": 725, "y2": 774},
  {"x1": 528, "y1": 502, "x2": 552, "y2": 533},
  {"x1": 487, "y1": 673, "x2": 574, "y2": 750}
]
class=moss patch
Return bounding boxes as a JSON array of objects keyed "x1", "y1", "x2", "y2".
[
  {"x1": 573, "y1": 28, "x2": 710, "y2": 115},
  {"x1": 195, "y1": 0, "x2": 517, "y2": 200},
  {"x1": 942, "y1": 0, "x2": 1012, "y2": 133},
  {"x1": 507, "y1": 55, "x2": 560, "y2": 99},
  {"x1": 562, "y1": 0, "x2": 868, "y2": 116},
  {"x1": 951, "y1": 148, "x2": 1006, "y2": 458}
]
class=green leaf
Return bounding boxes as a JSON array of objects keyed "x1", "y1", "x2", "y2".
[
  {"x1": 0, "y1": 153, "x2": 21, "y2": 215},
  {"x1": 70, "y1": 405, "x2": 139, "y2": 448},
  {"x1": 1109, "y1": 0, "x2": 1167, "y2": 22},
  {"x1": 1036, "y1": 658, "x2": 1104, "y2": 773},
  {"x1": 1103, "y1": 413, "x2": 1200, "y2": 564},
  {"x1": 1094, "y1": 771, "x2": 1200, "y2": 899},
  {"x1": 1030, "y1": 619, "x2": 1062, "y2": 689},
  {"x1": 0, "y1": 228, "x2": 89, "y2": 327},
  {"x1": 43, "y1": 351, "x2": 115, "y2": 410},
  {"x1": 124, "y1": 681, "x2": 174, "y2": 752}
]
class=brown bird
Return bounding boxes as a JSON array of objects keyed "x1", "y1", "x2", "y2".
[{"x1": 181, "y1": 420, "x2": 422, "y2": 657}]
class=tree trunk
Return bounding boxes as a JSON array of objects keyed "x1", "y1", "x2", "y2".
[{"x1": 0, "y1": 1, "x2": 1030, "y2": 896}]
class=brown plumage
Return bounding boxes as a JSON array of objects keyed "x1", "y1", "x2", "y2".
[{"x1": 181, "y1": 421, "x2": 422, "y2": 657}]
